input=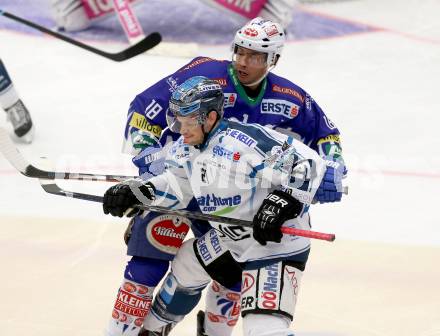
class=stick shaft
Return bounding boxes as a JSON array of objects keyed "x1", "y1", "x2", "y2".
[
  {"x1": 39, "y1": 179, "x2": 336, "y2": 242},
  {"x1": 0, "y1": 10, "x2": 161, "y2": 61}
]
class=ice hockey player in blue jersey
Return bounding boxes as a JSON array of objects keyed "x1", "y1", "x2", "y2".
[
  {"x1": 105, "y1": 17, "x2": 346, "y2": 336},
  {"x1": 103, "y1": 76, "x2": 328, "y2": 336}
]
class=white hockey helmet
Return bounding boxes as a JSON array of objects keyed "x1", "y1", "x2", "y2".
[{"x1": 233, "y1": 17, "x2": 286, "y2": 67}]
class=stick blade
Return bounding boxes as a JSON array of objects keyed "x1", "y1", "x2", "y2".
[
  {"x1": 111, "y1": 32, "x2": 162, "y2": 61},
  {"x1": 39, "y1": 177, "x2": 104, "y2": 203},
  {"x1": 0, "y1": 127, "x2": 29, "y2": 175}
]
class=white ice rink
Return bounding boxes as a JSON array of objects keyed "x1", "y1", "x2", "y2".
[{"x1": 1, "y1": 0, "x2": 439, "y2": 335}]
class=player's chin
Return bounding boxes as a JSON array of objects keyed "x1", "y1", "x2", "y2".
[
  {"x1": 236, "y1": 70, "x2": 248, "y2": 81},
  {"x1": 183, "y1": 136, "x2": 195, "y2": 145},
  {"x1": 241, "y1": 78, "x2": 257, "y2": 86}
]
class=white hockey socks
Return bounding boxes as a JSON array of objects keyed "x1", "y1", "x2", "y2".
[
  {"x1": 105, "y1": 279, "x2": 154, "y2": 336},
  {"x1": 203, "y1": 281, "x2": 241, "y2": 336}
]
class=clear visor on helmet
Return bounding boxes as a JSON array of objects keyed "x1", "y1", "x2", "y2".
[
  {"x1": 166, "y1": 100, "x2": 203, "y2": 133},
  {"x1": 232, "y1": 45, "x2": 268, "y2": 68}
]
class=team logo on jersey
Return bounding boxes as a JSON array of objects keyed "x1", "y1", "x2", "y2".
[
  {"x1": 225, "y1": 128, "x2": 257, "y2": 147},
  {"x1": 146, "y1": 215, "x2": 190, "y2": 254},
  {"x1": 261, "y1": 99, "x2": 299, "y2": 119},
  {"x1": 224, "y1": 93, "x2": 237, "y2": 108},
  {"x1": 272, "y1": 84, "x2": 304, "y2": 103},
  {"x1": 264, "y1": 141, "x2": 299, "y2": 173},
  {"x1": 244, "y1": 28, "x2": 258, "y2": 37},
  {"x1": 129, "y1": 112, "x2": 162, "y2": 137}
]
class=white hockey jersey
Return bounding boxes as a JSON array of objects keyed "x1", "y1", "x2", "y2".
[{"x1": 148, "y1": 119, "x2": 326, "y2": 263}]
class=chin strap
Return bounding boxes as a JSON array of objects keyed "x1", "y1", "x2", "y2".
[{"x1": 195, "y1": 113, "x2": 221, "y2": 150}]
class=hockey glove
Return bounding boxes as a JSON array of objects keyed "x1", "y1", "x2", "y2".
[
  {"x1": 253, "y1": 190, "x2": 303, "y2": 246},
  {"x1": 315, "y1": 158, "x2": 346, "y2": 203},
  {"x1": 103, "y1": 179, "x2": 156, "y2": 218}
]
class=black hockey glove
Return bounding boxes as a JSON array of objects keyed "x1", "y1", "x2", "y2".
[
  {"x1": 103, "y1": 179, "x2": 156, "y2": 218},
  {"x1": 253, "y1": 189, "x2": 303, "y2": 246}
]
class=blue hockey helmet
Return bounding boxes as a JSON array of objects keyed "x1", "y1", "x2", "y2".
[{"x1": 166, "y1": 76, "x2": 224, "y2": 133}]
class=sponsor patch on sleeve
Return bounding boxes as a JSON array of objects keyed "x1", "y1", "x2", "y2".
[
  {"x1": 272, "y1": 84, "x2": 304, "y2": 103},
  {"x1": 129, "y1": 112, "x2": 162, "y2": 137}
]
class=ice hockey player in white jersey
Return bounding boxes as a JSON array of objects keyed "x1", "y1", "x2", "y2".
[
  {"x1": 0, "y1": 58, "x2": 34, "y2": 143},
  {"x1": 102, "y1": 76, "x2": 327, "y2": 336}
]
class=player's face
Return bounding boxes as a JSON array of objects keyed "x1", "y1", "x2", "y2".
[
  {"x1": 176, "y1": 115, "x2": 204, "y2": 145},
  {"x1": 233, "y1": 46, "x2": 268, "y2": 86}
]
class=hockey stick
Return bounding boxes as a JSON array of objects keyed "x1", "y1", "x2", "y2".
[
  {"x1": 0, "y1": 127, "x2": 348, "y2": 195},
  {"x1": 39, "y1": 178, "x2": 336, "y2": 242},
  {"x1": 0, "y1": 127, "x2": 335, "y2": 241},
  {"x1": 0, "y1": 127, "x2": 136, "y2": 181},
  {"x1": 0, "y1": 9, "x2": 161, "y2": 62}
]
